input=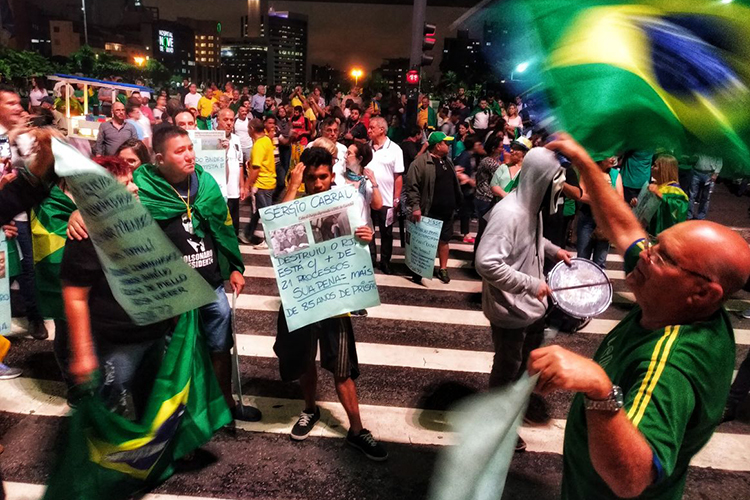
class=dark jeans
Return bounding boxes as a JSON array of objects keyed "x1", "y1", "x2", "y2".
[
  {"x1": 243, "y1": 188, "x2": 275, "y2": 242},
  {"x1": 489, "y1": 317, "x2": 546, "y2": 389},
  {"x1": 459, "y1": 192, "x2": 474, "y2": 235},
  {"x1": 688, "y1": 171, "x2": 714, "y2": 220},
  {"x1": 678, "y1": 169, "x2": 693, "y2": 194},
  {"x1": 228, "y1": 197, "x2": 240, "y2": 235},
  {"x1": 53, "y1": 319, "x2": 72, "y2": 389},
  {"x1": 273, "y1": 162, "x2": 289, "y2": 202},
  {"x1": 576, "y1": 211, "x2": 609, "y2": 269},
  {"x1": 97, "y1": 335, "x2": 165, "y2": 418},
  {"x1": 370, "y1": 206, "x2": 393, "y2": 266},
  {"x1": 727, "y1": 349, "x2": 750, "y2": 411},
  {"x1": 13, "y1": 220, "x2": 40, "y2": 321},
  {"x1": 473, "y1": 198, "x2": 493, "y2": 258}
]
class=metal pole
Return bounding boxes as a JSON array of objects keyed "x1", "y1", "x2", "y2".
[
  {"x1": 81, "y1": 0, "x2": 89, "y2": 46},
  {"x1": 409, "y1": 0, "x2": 426, "y2": 70}
]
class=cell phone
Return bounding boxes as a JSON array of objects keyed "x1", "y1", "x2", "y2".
[{"x1": 0, "y1": 138, "x2": 11, "y2": 161}]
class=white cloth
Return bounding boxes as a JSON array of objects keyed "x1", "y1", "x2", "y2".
[
  {"x1": 29, "y1": 88, "x2": 47, "y2": 107},
  {"x1": 184, "y1": 92, "x2": 201, "y2": 109},
  {"x1": 346, "y1": 177, "x2": 374, "y2": 228},
  {"x1": 368, "y1": 138, "x2": 404, "y2": 207},
  {"x1": 136, "y1": 114, "x2": 152, "y2": 139},
  {"x1": 234, "y1": 116, "x2": 253, "y2": 150},
  {"x1": 472, "y1": 110, "x2": 491, "y2": 130},
  {"x1": 226, "y1": 133, "x2": 243, "y2": 199}
]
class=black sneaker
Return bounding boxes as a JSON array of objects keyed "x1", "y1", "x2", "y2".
[
  {"x1": 350, "y1": 309, "x2": 368, "y2": 317},
  {"x1": 515, "y1": 435, "x2": 527, "y2": 452},
  {"x1": 523, "y1": 393, "x2": 551, "y2": 426},
  {"x1": 380, "y1": 262, "x2": 393, "y2": 275},
  {"x1": 29, "y1": 319, "x2": 49, "y2": 340},
  {"x1": 291, "y1": 407, "x2": 320, "y2": 441},
  {"x1": 346, "y1": 428, "x2": 388, "y2": 461},
  {"x1": 437, "y1": 268, "x2": 450, "y2": 284},
  {"x1": 232, "y1": 404, "x2": 262, "y2": 422}
]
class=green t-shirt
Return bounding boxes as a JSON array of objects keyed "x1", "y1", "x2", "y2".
[
  {"x1": 621, "y1": 151, "x2": 654, "y2": 190},
  {"x1": 561, "y1": 239, "x2": 735, "y2": 500}
]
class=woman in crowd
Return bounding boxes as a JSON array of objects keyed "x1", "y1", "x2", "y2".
[
  {"x1": 504, "y1": 103, "x2": 523, "y2": 146},
  {"x1": 644, "y1": 154, "x2": 689, "y2": 235},
  {"x1": 343, "y1": 141, "x2": 382, "y2": 229},
  {"x1": 452, "y1": 121, "x2": 470, "y2": 160},
  {"x1": 116, "y1": 139, "x2": 150, "y2": 170},
  {"x1": 576, "y1": 157, "x2": 623, "y2": 268},
  {"x1": 472, "y1": 134, "x2": 504, "y2": 255},
  {"x1": 28, "y1": 77, "x2": 48, "y2": 112}
]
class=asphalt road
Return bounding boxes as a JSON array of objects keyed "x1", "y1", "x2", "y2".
[{"x1": 1, "y1": 180, "x2": 750, "y2": 499}]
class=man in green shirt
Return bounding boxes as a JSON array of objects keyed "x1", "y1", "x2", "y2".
[{"x1": 531, "y1": 133, "x2": 750, "y2": 499}]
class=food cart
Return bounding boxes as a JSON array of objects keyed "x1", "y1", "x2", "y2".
[{"x1": 46, "y1": 74, "x2": 154, "y2": 141}]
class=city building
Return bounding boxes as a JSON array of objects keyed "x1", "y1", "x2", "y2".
[
  {"x1": 221, "y1": 38, "x2": 268, "y2": 87},
  {"x1": 265, "y1": 10, "x2": 308, "y2": 87},
  {"x1": 376, "y1": 58, "x2": 409, "y2": 95},
  {"x1": 177, "y1": 18, "x2": 222, "y2": 84},
  {"x1": 152, "y1": 21, "x2": 196, "y2": 80},
  {"x1": 440, "y1": 29, "x2": 482, "y2": 76}
]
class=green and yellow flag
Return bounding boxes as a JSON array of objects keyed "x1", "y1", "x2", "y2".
[
  {"x1": 527, "y1": 0, "x2": 750, "y2": 174},
  {"x1": 43, "y1": 310, "x2": 231, "y2": 500},
  {"x1": 31, "y1": 186, "x2": 76, "y2": 320}
]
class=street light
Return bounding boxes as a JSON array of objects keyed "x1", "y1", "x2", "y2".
[
  {"x1": 515, "y1": 61, "x2": 529, "y2": 73},
  {"x1": 134, "y1": 56, "x2": 146, "y2": 67},
  {"x1": 350, "y1": 68, "x2": 363, "y2": 87}
]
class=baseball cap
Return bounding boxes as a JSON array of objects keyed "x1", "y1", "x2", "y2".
[
  {"x1": 510, "y1": 136, "x2": 532, "y2": 152},
  {"x1": 40, "y1": 96, "x2": 55, "y2": 106},
  {"x1": 428, "y1": 131, "x2": 454, "y2": 147}
]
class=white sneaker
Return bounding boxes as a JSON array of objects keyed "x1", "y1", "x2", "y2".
[
  {"x1": 0, "y1": 363, "x2": 22, "y2": 380},
  {"x1": 253, "y1": 241, "x2": 269, "y2": 250},
  {"x1": 742, "y1": 308, "x2": 750, "y2": 319}
]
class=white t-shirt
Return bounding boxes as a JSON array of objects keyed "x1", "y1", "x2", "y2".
[
  {"x1": 184, "y1": 92, "x2": 201, "y2": 109},
  {"x1": 226, "y1": 133, "x2": 243, "y2": 199},
  {"x1": 137, "y1": 114, "x2": 152, "y2": 139},
  {"x1": 472, "y1": 109, "x2": 491, "y2": 129},
  {"x1": 345, "y1": 177, "x2": 374, "y2": 229},
  {"x1": 369, "y1": 138, "x2": 404, "y2": 207},
  {"x1": 234, "y1": 116, "x2": 253, "y2": 150},
  {"x1": 29, "y1": 88, "x2": 47, "y2": 107}
]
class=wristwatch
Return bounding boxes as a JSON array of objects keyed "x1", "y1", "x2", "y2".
[{"x1": 585, "y1": 385, "x2": 624, "y2": 412}]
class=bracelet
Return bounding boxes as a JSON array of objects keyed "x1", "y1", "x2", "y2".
[{"x1": 371, "y1": 184, "x2": 379, "y2": 188}]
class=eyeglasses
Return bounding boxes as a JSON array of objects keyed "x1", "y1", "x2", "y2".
[{"x1": 646, "y1": 239, "x2": 713, "y2": 283}]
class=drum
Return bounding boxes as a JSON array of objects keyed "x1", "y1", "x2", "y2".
[{"x1": 547, "y1": 258, "x2": 612, "y2": 319}]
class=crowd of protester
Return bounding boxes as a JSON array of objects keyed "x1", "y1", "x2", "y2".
[{"x1": 1, "y1": 74, "x2": 750, "y2": 499}]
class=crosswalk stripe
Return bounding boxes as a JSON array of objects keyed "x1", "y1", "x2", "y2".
[
  {"x1": 230, "y1": 294, "x2": 750, "y2": 346},
  {"x1": 240, "y1": 245, "x2": 628, "y2": 278},
  {"x1": 3, "y1": 482, "x2": 235, "y2": 500},
  {"x1": 2, "y1": 378, "x2": 747, "y2": 471}
]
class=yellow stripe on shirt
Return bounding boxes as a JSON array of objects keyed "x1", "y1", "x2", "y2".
[
  {"x1": 631, "y1": 325, "x2": 681, "y2": 428},
  {"x1": 626, "y1": 326, "x2": 674, "y2": 421}
]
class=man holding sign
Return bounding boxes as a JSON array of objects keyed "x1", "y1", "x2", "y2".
[
  {"x1": 272, "y1": 147, "x2": 388, "y2": 461},
  {"x1": 405, "y1": 132, "x2": 463, "y2": 284}
]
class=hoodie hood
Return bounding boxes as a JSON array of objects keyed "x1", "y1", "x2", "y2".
[{"x1": 514, "y1": 147, "x2": 566, "y2": 215}]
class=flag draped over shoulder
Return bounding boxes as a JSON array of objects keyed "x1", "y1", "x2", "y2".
[
  {"x1": 133, "y1": 164, "x2": 244, "y2": 279},
  {"x1": 44, "y1": 310, "x2": 231, "y2": 500},
  {"x1": 31, "y1": 186, "x2": 76, "y2": 320},
  {"x1": 527, "y1": 0, "x2": 750, "y2": 175}
]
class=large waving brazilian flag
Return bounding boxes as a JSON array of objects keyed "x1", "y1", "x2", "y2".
[
  {"x1": 43, "y1": 310, "x2": 231, "y2": 500},
  {"x1": 31, "y1": 186, "x2": 76, "y2": 320},
  {"x1": 527, "y1": 0, "x2": 750, "y2": 173}
]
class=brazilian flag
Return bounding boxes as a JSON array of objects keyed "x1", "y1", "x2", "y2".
[
  {"x1": 527, "y1": 0, "x2": 750, "y2": 174},
  {"x1": 31, "y1": 186, "x2": 76, "y2": 320},
  {"x1": 43, "y1": 310, "x2": 232, "y2": 500}
]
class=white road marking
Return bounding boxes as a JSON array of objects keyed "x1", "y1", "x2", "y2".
[
  {"x1": 2, "y1": 379, "x2": 746, "y2": 471},
  {"x1": 3, "y1": 482, "x2": 236, "y2": 500}
]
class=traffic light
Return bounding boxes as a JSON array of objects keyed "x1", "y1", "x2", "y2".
[
  {"x1": 421, "y1": 23, "x2": 436, "y2": 67},
  {"x1": 406, "y1": 70, "x2": 420, "y2": 86}
]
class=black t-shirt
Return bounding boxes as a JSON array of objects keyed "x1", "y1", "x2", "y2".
[
  {"x1": 543, "y1": 162, "x2": 581, "y2": 248},
  {"x1": 60, "y1": 238, "x2": 172, "y2": 344},
  {"x1": 401, "y1": 141, "x2": 421, "y2": 176},
  {"x1": 158, "y1": 173, "x2": 224, "y2": 289},
  {"x1": 429, "y1": 156, "x2": 458, "y2": 217}
]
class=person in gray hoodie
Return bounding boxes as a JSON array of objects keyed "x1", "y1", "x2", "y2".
[{"x1": 475, "y1": 147, "x2": 572, "y2": 446}]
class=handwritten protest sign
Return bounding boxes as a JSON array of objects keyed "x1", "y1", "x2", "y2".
[
  {"x1": 260, "y1": 186, "x2": 380, "y2": 331},
  {"x1": 188, "y1": 130, "x2": 227, "y2": 198},
  {"x1": 52, "y1": 139, "x2": 216, "y2": 325},
  {"x1": 0, "y1": 234, "x2": 10, "y2": 335},
  {"x1": 405, "y1": 217, "x2": 443, "y2": 279}
]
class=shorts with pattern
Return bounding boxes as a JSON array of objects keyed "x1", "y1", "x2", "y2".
[{"x1": 274, "y1": 309, "x2": 360, "y2": 382}]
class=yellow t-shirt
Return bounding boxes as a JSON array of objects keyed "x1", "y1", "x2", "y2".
[
  {"x1": 291, "y1": 96, "x2": 303, "y2": 108},
  {"x1": 417, "y1": 107, "x2": 429, "y2": 129},
  {"x1": 197, "y1": 96, "x2": 214, "y2": 118},
  {"x1": 251, "y1": 135, "x2": 277, "y2": 190},
  {"x1": 304, "y1": 108, "x2": 317, "y2": 122}
]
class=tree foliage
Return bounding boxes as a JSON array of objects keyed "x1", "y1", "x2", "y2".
[{"x1": 0, "y1": 48, "x2": 57, "y2": 82}]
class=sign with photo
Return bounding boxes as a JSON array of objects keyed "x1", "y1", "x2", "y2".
[
  {"x1": 0, "y1": 233, "x2": 10, "y2": 335},
  {"x1": 405, "y1": 217, "x2": 443, "y2": 279},
  {"x1": 188, "y1": 130, "x2": 228, "y2": 198},
  {"x1": 260, "y1": 186, "x2": 380, "y2": 331}
]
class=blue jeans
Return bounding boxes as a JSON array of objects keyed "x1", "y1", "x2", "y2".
[
  {"x1": 13, "y1": 220, "x2": 41, "y2": 320},
  {"x1": 198, "y1": 285, "x2": 233, "y2": 353},
  {"x1": 244, "y1": 188, "x2": 274, "y2": 242},
  {"x1": 97, "y1": 336, "x2": 165, "y2": 418},
  {"x1": 688, "y1": 171, "x2": 714, "y2": 220},
  {"x1": 576, "y1": 211, "x2": 609, "y2": 269}
]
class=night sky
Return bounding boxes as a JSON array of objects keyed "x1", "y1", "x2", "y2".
[{"x1": 146, "y1": 0, "x2": 472, "y2": 73}]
